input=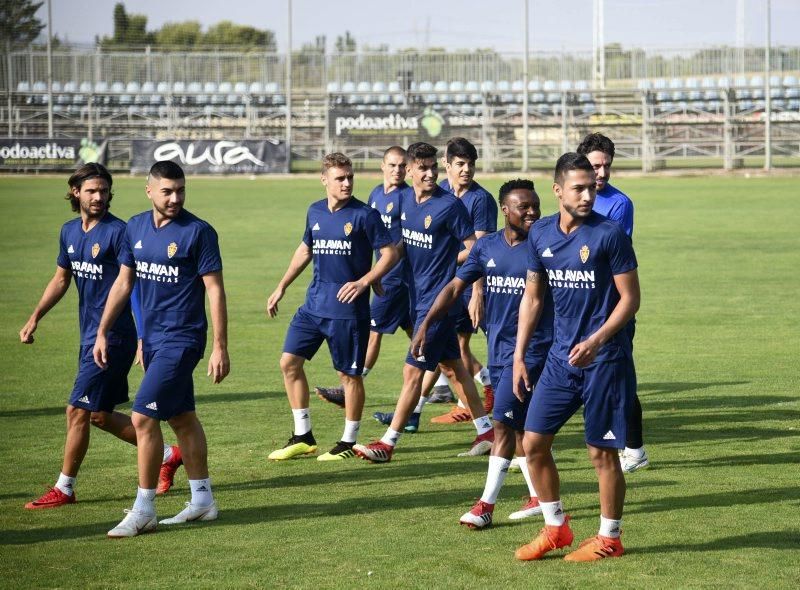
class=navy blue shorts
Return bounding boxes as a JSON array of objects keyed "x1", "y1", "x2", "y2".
[
  {"x1": 133, "y1": 347, "x2": 202, "y2": 421},
  {"x1": 69, "y1": 341, "x2": 136, "y2": 413},
  {"x1": 524, "y1": 356, "x2": 636, "y2": 449},
  {"x1": 370, "y1": 285, "x2": 412, "y2": 334},
  {"x1": 405, "y1": 314, "x2": 460, "y2": 371},
  {"x1": 283, "y1": 307, "x2": 369, "y2": 376},
  {"x1": 491, "y1": 356, "x2": 547, "y2": 431},
  {"x1": 454, "y1": 291, "x2": 487, "y2": 335}
]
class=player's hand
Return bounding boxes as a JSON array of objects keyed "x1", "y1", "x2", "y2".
[
  {"x1": 134, "y1": 339, "x2": 144, "y2": 371},
  {"x1": 371, "y1": 280, "x2": 385, "y2": 298},
  {"x1": 568, "y1": 336, "x2": 601, "y2": 368},
  {"x1": 468, "y1": 292, "x2": 484, "y2": 329},
  {"x1": 19, "y1": 317, "x2": 38, "y2": 344},
  {"x1": 93, "y1": 334, "x2": 109, "y2": 370},
  {"x1": 512, "y1": 357, "x2": 530, "y2": 402},
  {"x1": 409, "y1": 325, "x2": 427, "y2": 360},
  {"x1": 207, "y1": 346, "x2": 230, "y2": 384},
  {"x1": 266, "y1": 286, "x2": 285, "y2": 318},
  {"x1": 337, "y1": 279, "x2": 369, "y2": 304}
]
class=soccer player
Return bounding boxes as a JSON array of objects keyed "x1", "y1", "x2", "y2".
[
  {"x1": 429, "y1": 137, "x2": 498, "y2": 423},
  {"x1": 406, "y1": 179, "x2": 553, "y2": 527},
  {"x1": 94, "y1": 160, "x2": 229, "y2": 537},
  {"x1": 354, "y1": 142, "x2": 494, "y2": 463},
  {"x1": 512, "y1": 153, "x2": 639, "y2": 561},
  {"x1": 266, "y1": 153, "x2": 398, "y2": 461},
  {"x1": 20, "y1": 163, "x2": 183, "y2": 510},
  {"x1": 576, "y1": 132, "x2": 648, "y2": 473},
  {"x1": 313, "y1": 146, "x2": 415, "y2": 416}
]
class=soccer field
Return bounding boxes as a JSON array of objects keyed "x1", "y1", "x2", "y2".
[{"x1": 0, "y1": 173, "x2": 797, "y2": 589}]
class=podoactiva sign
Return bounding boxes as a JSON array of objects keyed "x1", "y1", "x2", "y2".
[
  {"x1": 0, "y1": 138, "x2": 106, "y2": 170},
  {"x1": 131, "y1": 139, "x2": 287, "y2": 174},
  {"x1": 329, "y1": 106, "x2": 485, "y2": 141}
]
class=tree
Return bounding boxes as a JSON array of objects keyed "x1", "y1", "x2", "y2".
[
  {"x1": 335, "y1": 31, "x2": 356, "y2": 53},
  {"x1": 203, "y1": 21, "x2": 276, "y2": 50},
  {"x1": 155, "y1": 21, "x2": 202, "y2": 48},
  {"x1": 102, "y1": 2, "x2": 153, "y2": 48},
  {"x1": 112, "y1": 2, "x2": 128, "y2": 44},
  {"x1": 0, "y1": 0, "x2": 45, "y2": 51}
]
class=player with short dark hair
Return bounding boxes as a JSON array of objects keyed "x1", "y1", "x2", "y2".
[
  {"x1": 354, "y1": 142, "x2": 494, "y2": 463},
  {"x1": 428, "y1": 136, "x2": 499, "y2": 424},
  {"x1": 94, "y1": 160, "x2": 229, "y2": 537},
  {"x1": 512, "y1": 153, "x2": 640, "y2": 561},
  {"x1": 21, "y1": 163, "x2": 183, "y2": 511},
  {"x1": 266, "y1": 153, "x2": 399, "y2": 461},
  {"x1": 313, "y1": 146, "x2": 416, "y2": 421},
  {"x1": 409, "y1": 178, "x2": 554, "y2": 528},
  {"x1": 577, "y1": 132, "x2": 647, "y2": 472}
]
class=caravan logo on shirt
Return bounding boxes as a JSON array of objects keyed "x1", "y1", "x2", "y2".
[
  {"x1": 486, "y1": 274, "x2": 525, "y2": 295},
  {"x1": 136, "y1": 260, "x2": 180, "y2": 283},
  {"x1": 71, "y1": 260, "x2": 103, "y2": 280}
]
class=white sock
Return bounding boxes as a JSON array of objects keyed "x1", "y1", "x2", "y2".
[
  {"x1": 132, "y1": 487, "x2": 156, "y2": 515},
  {"x1": 361, "y1": 367, "x2": 370, "y2": 377},
  {"x1": 162, "y1": 444, "x2": 173, "y2": 463},
  {"x1": 55, "y1": 472, "x2": 76, "y2": 496},
  {"x1": 479, "y1": 456, "x2": 510, "y2": 504},
  {"x1": 599, "y1": 515, "x2": 622, "y2": 538},
  {"x1": 475, "y1": 367, "x2": 491, "y2": 386},
  {"x1": 473, "y1": 415, "x2": 492, "y2": 435},
  {"x1": 435, "y1": 373, "x2": 449, "y2": 387},
  {"x1": 342, "y1": 419, "x2": 360, "y2": 443},
  {"x1": 292, "y1": 408, "x2": 311, "y2": 436},
  {"x1": 624, "y1": 446, "x2": 645, "y2": 458},
  {"x1": 380, "y1": 428, "x2": 401, "y2": 447},
  {"x1": 413, "y1": 396, "x2": 428, "y2": 414},
  {"x1": 540, "y1": 500, "x2": 566, "y2": 526},
  {"x1": 189, "y1": 478, "x2": 214, "y2": 507},
  {"x1": 517, "y1": 455, "x2": 537, "y2": 498}
]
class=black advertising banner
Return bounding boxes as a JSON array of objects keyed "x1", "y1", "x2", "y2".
[
  {"x1": 130, "y1": 139, "x2": 287, "y2": 174},
  {"x1": 0, "y1": 138, "x2": 107, "y2": 170},
  {"x1": 329, "y1": 106, "x2": 486, "y2": 142}
]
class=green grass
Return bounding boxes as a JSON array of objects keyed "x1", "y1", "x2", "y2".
[{"x1": 0, "y1": 173, "x2": 798, "y2": 589}]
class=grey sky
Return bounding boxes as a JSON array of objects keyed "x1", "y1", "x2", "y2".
[{"x1": 43, "y1": 0, "x2": 800, "y2": 52}]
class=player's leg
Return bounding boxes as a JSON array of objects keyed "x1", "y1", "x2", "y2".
[
  {"x1": 355, "y1": 362, "x2": 425, "y2": 463},
  {"x1": 440, "y1": 357, "x2": 494, "y2": 456},
  {"x1": 429, "y1": 363, "x2": 472, "y2": 424},
  {"x1": 89, "y1": 410, "x2": 137, "y2": 443},
  {"x1": 515, "y1": 360, "x2": 580, "y2": 560},
  {"x1": 564, "y1": 359, "x2": 631, "y2": 561},
  {"x1": 271, "y1": 309, "x2": 325, "y2": 459},
  {"x1": 621, "y1": 393, "x2": 649, "y2": 472}
]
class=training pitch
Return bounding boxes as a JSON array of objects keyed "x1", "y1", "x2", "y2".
[{"x1": 0, "y1": 172, "x2": 797, "y2": 588}]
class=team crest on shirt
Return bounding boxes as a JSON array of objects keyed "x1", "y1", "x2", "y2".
[
  {"x1": 344, "y1": 222, "x2": 353, "y2": 236},
  {"x1": 579, "y1": 244, "x2": 590, "y2": 263},
  {"x1": 91, "y1": 243, "x2": 100, "y2": 258},
  {"x1": 424, "y1": 215, "x2": 432, "y2": 229},
  {"x1": 167, "y1": 242, "x2": 178, "y2": 259},
  {"x1": 386, "y1": 202, "x2": 394, "y2": 213}
]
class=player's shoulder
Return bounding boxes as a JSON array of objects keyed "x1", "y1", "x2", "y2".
[
  {"x1": 470, "y1": 181, "x2": 495, "y2": 200},
  {"x1": 481, "y1": 229, "x2": 505, "y2": 246},
  {"x1": 102, "y1": 212, "x2": 127, "y2": 230},
  {"x1": 603, "y1": 183, "x2": 633, "y2": 204},
  {"x1": 531, "y1": 213, "x2": 557, "y2": 235},
  {"x1": 61, "y1": 216, "x2": 81, "y2": 232},
  {"x1": 126, "y1": 210, "x2": 150, "y2": 227},
  {"x1": 587, "y1": 211, "x2": 628, "y2": 239},
  {"x1": 177, "y1": 208, "x2": 212, "y2": 229}
]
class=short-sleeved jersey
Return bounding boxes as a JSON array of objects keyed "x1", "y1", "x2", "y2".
[
  {"x1": 367, "y1": 182, "x2": 407, "y2": 288},
  {"x1": 527, "y1": 212, "x2": 637, "y2": 364},
  {"x1": 593, "y1": 182, "x2": 634, "y2": 238},
  {"x1": 120, "y1": 209, "x2": 222, "y2": 354},
  {"x1": 440, "y1": 179, "x2": 498, "y2": 233},
  {"x1": 57, "y1": 213, "x2": 137, "y2": 346},
  {"x1": 457, "y1": 230, "x2": 554, "y2": 367},
  {"x1": 301, "y1": 197, "x2": 393, "y2": 320},
  {"x1": 400, "y1": 185, "x2": 474, "y2": 314}
]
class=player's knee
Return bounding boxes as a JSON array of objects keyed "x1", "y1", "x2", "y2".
[
  {"x1": 492, "y1": 422, "x2": 515, "y2": 455},
  {"x1": 132, "y1": 411, "x2": 159, "y2": 433},
  {"x1": 523, "y1": 433, "x2": 551, "y2": 459},
  {"x1": 279, "y1": 353, "x2": 303, "y2": 377},
  {"x1": 588, "y1": 446, "x2": 620, "y2": 471},
  {"x1": 66, "y1": 405, "x2": 90, "y2": 427}
]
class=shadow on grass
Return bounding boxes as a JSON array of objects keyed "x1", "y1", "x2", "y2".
[
  {"x1": 624, "y1": 485, "x2": 798, "y2": 516},
  {"x1": 629, "y1": 529, "x2": 800, "y2": 554}
]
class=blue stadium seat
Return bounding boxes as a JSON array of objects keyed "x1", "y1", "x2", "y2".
[
  {"x1": 203, "y1": 82, "x2": 217, "y2": 94},
  {"x1": 669, "y1": 77, "x2": 686, "y2": 101},
  {"x1": 750, "y1": 76, "x2": 764, "y2": 100},
  {"x1": 16, "y1": 81, "x2": 31, "y2": 92},
  {"x1": 511, "y1": 80, "x2": 524, "y2": 102},
  {"x1": 465, "y1": 80, "x2": 481, "y2": 103},
  {"x1": 784, "y1": 75, "x2": 799, "y2": 99},
  {"x1": 173, "y1": 81, "x2": 187, "y2": 93},
  {"x1": 156, "y1": 81, "x2": 170, "y2": 94}
]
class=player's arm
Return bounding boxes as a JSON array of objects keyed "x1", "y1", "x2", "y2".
[
  {"x1": 266, "y1": 241, "x2": 312, "y2": 318},
  {"x1": 19, "y1": 266, "x2": 72, "y2": 344},
  {"x1": 457, "y1": 232, "x2": 478, "y2": 265},
  {"x1": 568, "y1": 269, "x2": 640, "y2": 368},
  {"x1": 203, "y1": 271, "x2": 230, "y2": 384},
  {"x1": 93, "y1": 265, "x2": 136, "y2": 369},
  {"x1": 337, "y1": 243, "x2": 399, "y2": 304},
  {"x1": 459, "y1": 232, "x2": 483, "y2": 325},
  {"x1": 409, "y1": 276, "x2": 469, "y2": 359},
  {"x1": 512, "y1": 270, "x2": 546, "y2": 400}
]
